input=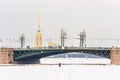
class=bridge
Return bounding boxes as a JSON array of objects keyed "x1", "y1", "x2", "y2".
[
  {"x1": 14, "y1": 47, "x2": 111, "y2": 61},
  {"x1": 0, "y1": 47, "x2": 120, "y2": 64}
]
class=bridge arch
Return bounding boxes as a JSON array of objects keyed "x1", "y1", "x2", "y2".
[
  {"x1": 40, "y1": 52, "x2": 110, "y2": 64},
  {"x1": 14, "y1": 48, "x2": 110, "y2": 61}
]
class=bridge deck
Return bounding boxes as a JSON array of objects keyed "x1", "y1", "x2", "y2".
[{"x1": 14, "y1": 47, "x2": 111, "y2": 61}]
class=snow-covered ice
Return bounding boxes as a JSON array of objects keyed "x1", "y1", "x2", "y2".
[
  {"x1": 40, "y1": 58, "x2": 110, "y2": 64},
  {"x1": 40, "y1": 52, "x2": 111, "y2": 65},
  {"x1": 0, "y1": 64, "x2": 120, "y2": 80}
]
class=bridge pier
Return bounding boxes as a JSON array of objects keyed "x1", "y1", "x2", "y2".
[
  {"x1": 0, "y1": 48, "x2": 14, "y2": 64},
  {"x1": 111, "y1": 48, "x2": 120, "y2": 64}
]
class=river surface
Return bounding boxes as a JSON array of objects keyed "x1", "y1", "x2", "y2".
[
  {"x1": 1, "y1": 52, "x2": 114, "y2": 80},
  {"x1": 0, "y1": 64, "x2": 119, "y2": 80}
]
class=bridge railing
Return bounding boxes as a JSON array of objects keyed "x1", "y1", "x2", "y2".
[{"x1": 14, "y1": 47, "x2": 111, "y2": 51}]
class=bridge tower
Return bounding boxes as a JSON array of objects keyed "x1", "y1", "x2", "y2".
[
  {"x1": 61, "y1": 28, "x2": 67, "y2": 47},
  {"x1": 78, "y1": 30, "x2": 86, "y2": 48},
  {"x1": 34, "y1": 9, "x2": 42, "y2": 48},
  {"x1": 19, "y1": 33, "x2": 25, "y2": 48}
]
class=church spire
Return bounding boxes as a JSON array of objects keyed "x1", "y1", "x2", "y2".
[
  {"x1": 38, "y1": 8, "x2": 40, "y2": 32},
  {"x1": 34, "y1": 8, "x2": 42, "y2": 48}
]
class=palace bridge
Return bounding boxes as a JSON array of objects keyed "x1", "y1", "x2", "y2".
[
  {"x1": 14, "y1": 29, "x2": 111, "y2": 62},
  {"x1": 14, "y1": 47, "x2": 111, "y2": 61}
]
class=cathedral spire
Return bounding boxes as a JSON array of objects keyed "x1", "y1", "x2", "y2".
[
  {"x1": 34, "y1": 8, "x2": 42, "y2": 48},
  {"x1": 38, "y1": 8, "x2": 40, "y2": 32}
]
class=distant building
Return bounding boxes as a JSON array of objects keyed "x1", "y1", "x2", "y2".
[{"x1": 48, "y1": 39, "x2": 57, "y2": 48}]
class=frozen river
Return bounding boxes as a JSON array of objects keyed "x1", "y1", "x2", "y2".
[
  {"x1": 40, "y1": 52, "x2": 110, "y2": 64},
  {"x1": 0, "y1": 64, "x2": 120, "y2": 80}
]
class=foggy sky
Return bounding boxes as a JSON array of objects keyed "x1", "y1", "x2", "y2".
[{"x1": 0, "y1": 0, "x2": 120, "y2": 47}]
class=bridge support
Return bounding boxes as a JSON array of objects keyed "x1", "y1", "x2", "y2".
[
  {"x1": 0, "y1": 48, "x2": 14, "y2": 64},
  {"x1": 111, "y1": 48, "x2": 120, "y2": 64}
]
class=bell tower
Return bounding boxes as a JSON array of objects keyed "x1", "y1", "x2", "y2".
[{"x1": 34, "y1": 9, "x2": 42, "y2": 48}]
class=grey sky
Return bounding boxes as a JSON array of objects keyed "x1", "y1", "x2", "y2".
[{"x1": 0, "y1": 0, "x2": 120, "y2": 47}]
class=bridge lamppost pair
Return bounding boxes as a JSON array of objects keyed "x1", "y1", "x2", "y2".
[{"x1": 61, "y1": 28, "x2": 86, "y2": 48}]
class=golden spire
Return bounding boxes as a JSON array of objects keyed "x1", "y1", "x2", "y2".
[
  {"x1": 38, "y1": 8, "x2": 40, "y2": 25},
  {"x1": 34, "y1": 7, "x2": 42, "y2": 49},
  {"x1": 38, "y1": 8, "x2": 40, "y2": 32}
]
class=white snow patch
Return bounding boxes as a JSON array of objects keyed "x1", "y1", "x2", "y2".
[
  {"x1": 0, "y1": 64, "x2": 120, "y2": 80},
  {"x1": 40, "y1": 58, "x2": 110, "y2": 64}
]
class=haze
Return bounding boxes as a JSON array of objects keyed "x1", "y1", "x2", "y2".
[{"x1": 0, "y1": 0, "x2": 120, "y2": 47}]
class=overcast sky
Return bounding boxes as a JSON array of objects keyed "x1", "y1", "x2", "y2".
[{"x1": 0, "y1": 0, "x2": 120, "y2": 47}]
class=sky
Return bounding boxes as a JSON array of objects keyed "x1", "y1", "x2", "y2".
[{"x1": 0, "y1": 0, "x2": 120, "y2": 47}]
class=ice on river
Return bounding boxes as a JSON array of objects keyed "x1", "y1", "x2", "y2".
[{"x1": 0, "y1": 64, "x2": 120, "y2": 80}]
